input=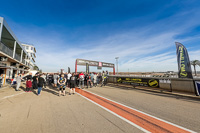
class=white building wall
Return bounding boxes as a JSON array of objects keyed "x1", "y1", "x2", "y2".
[{"x1": 22, "y1": 43, "x2": 37, "y2": 71}]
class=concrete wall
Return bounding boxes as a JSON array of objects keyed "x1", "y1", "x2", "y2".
[
  {"x1": 108, "y1": 76, "x2": 198, "y2": 94},
  {"x1": 159, "y1": 83, "x2": 171, "y2": 91},
  {"x1": 171, "y1": 79, "x2": 195, "y2": 93}
]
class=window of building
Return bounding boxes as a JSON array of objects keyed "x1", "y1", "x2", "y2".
[
  {"x1": 31, "y1": 47, "x2": 33, "y2": 50},
  {"x1": 26, "y1": 46, "x2": 29, "y2": 50}
]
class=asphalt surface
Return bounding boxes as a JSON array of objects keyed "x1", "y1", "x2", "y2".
[
  {"x1": 0, "y1": 83, "x2": 200, "y2": 133},
  {"x1": 0, "y1": 84, "x2": 142, "y2": 133},
  {"x1": 88, "y1": 84, "x2": 200, "y2": 132}
]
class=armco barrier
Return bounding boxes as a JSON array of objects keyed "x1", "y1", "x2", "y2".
[{"x1": 108, "y1": 76, "x2": 199, "y2": 94}]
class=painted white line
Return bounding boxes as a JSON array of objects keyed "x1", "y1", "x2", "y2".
[
  {"x1": 84, "y1": 90, "x2": 196, "y2": 133},
  {"x1": 0, "y1": 92, "x2": 25, "y2": 100},
  {"x1": 76, "y1": 92, "x2": 150, "y2": 133}
]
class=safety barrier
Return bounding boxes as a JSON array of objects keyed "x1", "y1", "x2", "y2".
[{"x1": 108, "y1": 75, "x2": 200, "y2": 94}]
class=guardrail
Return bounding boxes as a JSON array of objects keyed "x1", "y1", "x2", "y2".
[
  {"x1": 14, "y1": 53, "x2": 21, "y2": 61},
  {"x1": 108, "y1": 75, "x2": 200, "y2": 95},
  {"x1": 0, "y1": 42, "x2": 13, "y2": 57}
]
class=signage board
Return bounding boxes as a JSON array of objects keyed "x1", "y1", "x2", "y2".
[
  {"x1": 117, "y1": 77, "x2": 159, "y2": 88},
  {"x1": 76, "y1": 59, "x2": 114, "y2": 68}
]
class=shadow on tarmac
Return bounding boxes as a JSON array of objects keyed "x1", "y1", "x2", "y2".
[
  {"x1": 20, "y1": 85, "x2": 59, "y2": 96},
  {"x1": 44, "y1": 85, "x2": 71, "y2": 96},
  {"x1": 107, "y1": 83, "x2": 200, "y2": 103},
  {"x1": 42, "y1": 87, "x2": 59, "y2": 96}
]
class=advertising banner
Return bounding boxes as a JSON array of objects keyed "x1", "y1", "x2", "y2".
[
  {"x1": 176, "y1": 42, "x2": 193, "y2": 79},
  {"x1": 76, "y1": 59, "x2": 114, "y2": 68},
  {"x1": 194, "y1": 81, "x2": 200, "y2": 96},
  {"x1": 97, "y1": 62, "x2": 102, "y2": 70},
  {"x1": 117, "y1": 77, "x2": 159, "y2": 88}
]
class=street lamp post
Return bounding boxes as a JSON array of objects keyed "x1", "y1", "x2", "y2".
[{"x1": 115, "y1": 57, "x2": 119, "y2": 75}]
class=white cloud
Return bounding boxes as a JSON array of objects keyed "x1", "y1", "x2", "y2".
[{"x1": 7, "y1": 6, "x2": 200, "y2": 73}]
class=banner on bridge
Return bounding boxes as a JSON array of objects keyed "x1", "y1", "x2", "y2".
[
  {"x1": 117, "y1": 77, "x2": 159, "y2": 88},
  {"x1": 76, "y1": 59, "x2": 114, "y2": 68}
]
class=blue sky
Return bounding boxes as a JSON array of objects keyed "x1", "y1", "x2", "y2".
[{"x1": 1, "y1": 0, "x2": 200, "y2": 72}]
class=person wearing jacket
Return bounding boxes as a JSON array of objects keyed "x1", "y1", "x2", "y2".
[
  {"x1": 79, "y1": 72, "x2": 85, "y2": 89},
  {"x1": 32, "y1": 73, "x2": 38, "y2": 90},
  {"x1": 16, "y1": 73, "x2": 22, "y2": 91},
  {"x1": 26, "y1": 78, "x2": 32, "y2": 92},
  {"x1": 37, "y1": 74, "x2": 45, "y2": 96}
]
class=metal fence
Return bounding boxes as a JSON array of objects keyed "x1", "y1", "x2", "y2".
[{"x1": 0, "y1": 42, "x2": 13, "y2": 57}]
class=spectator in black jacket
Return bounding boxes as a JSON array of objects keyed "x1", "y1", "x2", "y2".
[
  {"x1": 26, "y1": 72, "x2": 33, "y2": 81},
  {"x1": 37, "y1": 74, "x2": 45, "y2": 96},
  {"x1": 69, "y1": 73, "x2": 76, "y2": 95},
  {"x1": 32, "y1": 73, "x2": 38, "y2": 90}
]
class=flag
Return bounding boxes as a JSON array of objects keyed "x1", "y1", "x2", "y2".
[
  {"x1": 175, "y1": 42, "x2": 193, "y2": 79},
  {"x1": 194, "y1": 81, "x2": 200, "y2": 96}
]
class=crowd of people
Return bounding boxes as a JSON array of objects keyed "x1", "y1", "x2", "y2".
[{"x1": 12, "y1": 71, "x2": 109, "y2": 96}]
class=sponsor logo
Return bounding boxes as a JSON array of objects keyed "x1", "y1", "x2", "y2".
[
  {"x1": 117, "y1": 78, "x2": 122, "y2": 82},
  {"x1": 148, "y1": 79, "x2": 159, "y2": 87},
  {"x1": 179, "y1": 46, "x2": 187, "y2": 77},
  {"x1": 99, "y1": 62, "x2": 102, "y2": 67}
]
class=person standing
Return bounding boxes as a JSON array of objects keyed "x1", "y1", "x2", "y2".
[
  {"x1": 53, "y1": 73, "x2": 58, "y2": 87},
  {"x1": 37, "y1": 74, "x2": 45, "y2": 96},
  {"x1": 69, "y1": 73, "x2": 76, "y2": 95},
  {"x1": 26, "y1": 78, "x2": 32, "y2": 92},
  {"x1": 90, "y1": 72, "x2": 94, "y2": 87},
  {"x1": 16, "y1": 73, "x2": 22, "y2": 91},
  {"x1": 26, "y1": 72, "x2": 33, "y2": 81},
  {"x1": 32, "y1": 73, "x2": 38, "y2": 91},
  {"x1": 57, "y1": 74, "x2": 66, "y2": 96},
  {"x1": 67, "y1": 72, "x2": 72, "y2": 88},
  {"x1": 86, "y1": 74, "x2": 92, "y2": 88},
  {"x1": 75, "y1": 73, "x2": 79, "y2": 86},
  {"x1": 106, "y1": 71, "x2": 109, "y2": 76},
  {"x1": 101, "y1": 71, "x2": 106, "y2": 87},
  {"x1": 84, "y1": 73, "x2": 87, "y2": 87},
  {"x1": 79, "y1": 72, "x2": 85, "y2": 89},
  {"x1": 93, "y1": 73, "x2": 97, "y2": 87},
  {"x1": 96, "y1": 73, "x2": 99, "y2": 85},
  {"x1": 46, "y1": 73, "x2": 49, "y2": 85},
  {"x1": 104, "y1": 71, "x2": 108, "y2": 86},
  {"x1": 41, "y1": 73, "x2": 47, "y2": 88}
]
